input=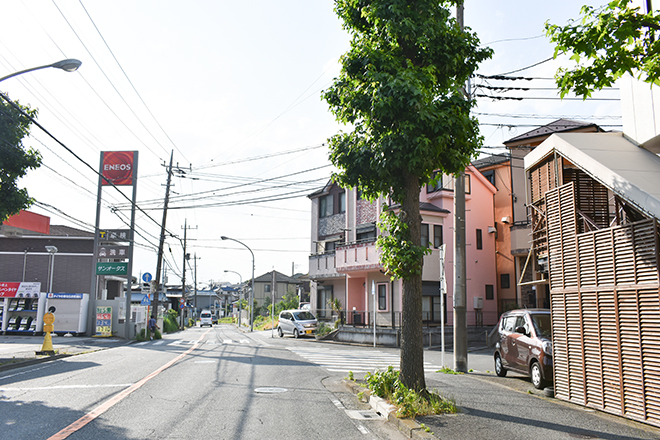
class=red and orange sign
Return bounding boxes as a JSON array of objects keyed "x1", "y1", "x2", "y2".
[{"x1": 101, "y1": 151, "x2": 135, "y2": 186}]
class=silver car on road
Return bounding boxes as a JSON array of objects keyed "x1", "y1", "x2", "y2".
[{"x1": 277, "y1": 309, "x2": 318, "y2": 338}]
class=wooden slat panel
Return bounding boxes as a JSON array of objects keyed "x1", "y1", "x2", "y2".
[
  {"x1": 640, "y1": 289, "x2": 660, "y2": 424},
  {"x1": 581, "y1": 291, "x2": 603, "y2": 407},
  {"x1": 578, "y1": 233, "x2": 596, "y2": 287},
  {"x1": 565, "y1": 291, "x2": 585, "y2": 405},
  {"x1": 618, "y1": 290, "x2": 646, "y2": 419},
  {"x1": 551, "y1": 290, "x2": 569, "y2": 401},
  {"x1": 599, "y1": 291, "x2": 622, "y2": 414}
]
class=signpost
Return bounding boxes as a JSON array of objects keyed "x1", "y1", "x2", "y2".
[{"x1": 95, "y1": 262, "x2": 128, "y2": 276}]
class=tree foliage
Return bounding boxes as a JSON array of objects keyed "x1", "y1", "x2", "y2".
[
  {"x1": 0, "y1": 95, "x2": 41, "y2": 223},
  {"x1": 323, "y1": 0, "x2": 490, "y2": 391},
  {"x1": 546, "y1": 0, "x2": 660, "y2": 98}
]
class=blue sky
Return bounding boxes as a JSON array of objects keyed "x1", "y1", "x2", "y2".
[{"x1": 0, "y1": 1, "x2": 619, "y2": 285}]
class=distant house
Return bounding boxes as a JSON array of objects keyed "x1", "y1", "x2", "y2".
[
  {"x1": 308, "y1": 165, "x2": 499, "y2": 327},
  {"x1": 252, "y1": 270, "x2": 301, "y2": 308}
]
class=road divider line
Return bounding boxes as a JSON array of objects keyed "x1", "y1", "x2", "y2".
[{"x1": 47, "y1": 328, "x2": 212, "y2": 440}]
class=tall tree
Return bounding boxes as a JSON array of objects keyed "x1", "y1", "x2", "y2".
[
  {"x1": 0, "y1": 95, "x2": 41, "y2": 223},
  {"x1": 323, "y1": 0, "x2": 491, "y2": 391},
  {"x1": 546, "y1": 0, "x2": 660, "y2": 98}
]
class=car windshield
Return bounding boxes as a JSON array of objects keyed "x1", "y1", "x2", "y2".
[
  {"x1": 201, "y1": 313, "x2": 210, "y2": 318},
  {"x1": 531, "y1": 313, "x2": 552, "y2": 338},
  {"x1": 293, "y1": 311, "x2": 315, "y2": 321}
]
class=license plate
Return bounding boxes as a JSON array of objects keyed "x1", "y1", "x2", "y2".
[{"x1": 306, "y1": 330, "x2": 312, "y2": 334}]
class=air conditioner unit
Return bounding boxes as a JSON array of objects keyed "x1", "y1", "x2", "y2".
[
  {"x1": 501, "y1": 216, "x2": 511, "y2": 224},
  {"x1": 473, "y1": 297, "x2": 483, "y2": 310}
]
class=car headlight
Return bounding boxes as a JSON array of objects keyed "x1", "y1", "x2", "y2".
[{"x1": 542, "y1": 340, "x2": 552, "y2": 356}]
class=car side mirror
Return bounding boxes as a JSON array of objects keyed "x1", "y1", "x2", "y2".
[{"x1": 515, "y1": 326, "x2": 527, "y2": 336}]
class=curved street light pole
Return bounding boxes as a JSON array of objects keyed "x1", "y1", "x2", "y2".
[
  {"x1": 0, "y1": 59, "x2": 82, "y2": 83},
  {"x1": 221, "y1": 236, "x2": 255, "y2": 332}
]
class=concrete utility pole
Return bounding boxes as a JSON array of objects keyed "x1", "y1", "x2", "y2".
[
  {"x1": 453, "y1": 1, "x2": 468, "y2": 373},
  {"x1": 152, "y1": 151, "x2": 174, "y2": 319}
]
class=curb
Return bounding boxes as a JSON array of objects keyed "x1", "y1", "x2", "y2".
[{"x1": 341, "y1": 379, "x2": 436, "y2": 439}]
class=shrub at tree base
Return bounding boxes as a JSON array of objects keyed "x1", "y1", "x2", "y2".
[
  {"x1": 365, "y1": 366, "x2": 457, "y2": 418},
  {"x1": 136, "y1": 328, "x2": 161, "y2": 341}
]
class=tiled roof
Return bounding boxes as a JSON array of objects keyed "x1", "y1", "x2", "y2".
[{"x1": 504, "y1": 119, "x2": 599, "y2": 145}]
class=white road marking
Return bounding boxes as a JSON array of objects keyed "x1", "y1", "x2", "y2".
[
  {"x1": 0, "y1": 384, "x2": 132, "y2": 391},
  {"x1": 356, "y1": 424, "x2": 369, "y2": 434}
]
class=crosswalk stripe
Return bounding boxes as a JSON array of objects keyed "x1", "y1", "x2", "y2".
[{"x1": 286, "y1": 347, "x2": 443, "y2": 374}]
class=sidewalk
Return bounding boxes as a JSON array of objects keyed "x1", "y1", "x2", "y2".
[{"x1": 0, "y1": 334, "x2": 130, "y2": 371}]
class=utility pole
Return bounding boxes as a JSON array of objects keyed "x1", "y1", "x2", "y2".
[
  {"x1": 152, "y1": 150, "x2": 174, "y2": 320},
  {"x1": 180, "y1": 220, "x2": 196, "y2": 329},
  {"x1": 453, "y1": 1, "x2": 468, "y2": 373},
  {"x1": 193, "y1": 253, "x2": 200, "y2": 313}
]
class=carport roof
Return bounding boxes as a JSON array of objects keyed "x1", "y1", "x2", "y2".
[{"x1": 524, "y1": 132, "x2": 660, "y2": 221}]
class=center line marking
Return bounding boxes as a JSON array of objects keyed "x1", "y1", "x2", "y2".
[{"x1": 47, "y1": 328, "x2": 212, "y2": 440}]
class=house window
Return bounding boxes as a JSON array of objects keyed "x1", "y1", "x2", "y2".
[
  {"x1": 421, "y1": 223, "x2": 429, "y2": 247},
  {"x1": 319, "y1": 194, "x2": 334, "y2": 218},
  {"x1": 500, "y1": 273, "x2": 510, "y2": 289},
  {"x1": 427, "y1": 171, "x2": 448, "y2": 193},
  {"x1": 339, "y1": 191, "x2": 346, "y2": 213},
  {"x1": 433, "y1": 225, "x2": 443, "y2": 248},
  {"x1": 377, "y1": 284, "x2": 388, "y2": 311},
  {"x1": 356, "y1": 224, "x2": 376, "y2": 242},
  {"x1": 482, "y1": 169, "x2": 495, "y2": 187},
  {"x1": 476, "y1": 228, "x2": 482, "y2": 250},
  {"x1": 264, "y1": 285, "x2": 271, "y2": 293},
  {"x1": 465, "y1": 174, "x2": 471, "y2": 194},
  {"x1": 486, "y1": 284, "x2": 494, "y2": 300}
]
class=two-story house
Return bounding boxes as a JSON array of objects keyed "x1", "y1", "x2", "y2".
[
  {"x1": 473, "y1": 119, "x2": 604, "y2": 315},
  {"x1": 308, "y1": 164, "x2": 499, "y2": 328}
]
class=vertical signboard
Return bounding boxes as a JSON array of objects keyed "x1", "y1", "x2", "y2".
[
  {"x1": 95, "y1": 306, "x2": 112, "y2": 337},
  {"x1": 90, "y1": 150, "x2": 138, "y2": 339}
]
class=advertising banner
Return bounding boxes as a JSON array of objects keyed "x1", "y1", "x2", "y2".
[
  {"x1": 101, "y1": 151, "x2": 134, "y2": 186},
  {"x1": 0, "y1": 282, "x2": 41, "y2": 298}
]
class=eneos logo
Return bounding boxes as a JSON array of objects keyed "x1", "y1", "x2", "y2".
[{"x1": 102, "y1": 151, "x2": 135, "y2": 186}]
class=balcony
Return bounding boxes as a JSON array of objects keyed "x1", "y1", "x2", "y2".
[
  {"x1": 309, "y1": 251, "x2": 340, "y2": 278},
  {"x1": 335, "y1": 239, "x2": 382, "y2": 273}
]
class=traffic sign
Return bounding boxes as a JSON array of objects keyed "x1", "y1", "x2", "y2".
[
  {"x1": 141, "y1": 295, "x2": 151, "y2": 306},
  {"x1": 179, "y1": 298, "x2": 185, "y2": 306},
  {"x1": 142, "y1": 272, "x2": 152, "y2": 283}
]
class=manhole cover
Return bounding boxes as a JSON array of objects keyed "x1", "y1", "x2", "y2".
[{"x1": 254, "y1": 387, "x2": 288, "y2": 394}]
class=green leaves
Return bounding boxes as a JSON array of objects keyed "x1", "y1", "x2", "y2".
[
  {"x1": 546, "y1": 0, "x2": 660, "y2": 98},
  {"x1": 0, "y1": 96, "x2": 41, "y2": 223},
  {"x1": 377, "y1": 208, "x2": 431, "y2": 279}
]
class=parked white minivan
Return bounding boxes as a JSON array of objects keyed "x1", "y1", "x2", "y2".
[{"x1": 200, "y1": 310, "x2": 213, "y2": 327}]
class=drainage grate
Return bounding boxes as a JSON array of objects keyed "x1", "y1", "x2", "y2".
[{"x1": 345, "y1": 410, "x2": 386, "y2": 420}]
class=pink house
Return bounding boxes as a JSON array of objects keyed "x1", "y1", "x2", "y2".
[{"x1": 308, "y1": 164, "x2": 498, "y2": 329}]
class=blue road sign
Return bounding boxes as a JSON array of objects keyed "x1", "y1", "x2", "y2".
[
  {"x1": 142, "y1": 272, "x2": 152, "y2": 283},
  {"x1": 140, "y1": 294, "x2": 151, "y2": 306}
]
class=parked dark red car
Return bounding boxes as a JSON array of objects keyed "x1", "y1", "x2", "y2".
[{"x1": 493, "y1": 309, "x2": 553, "y2": 389}]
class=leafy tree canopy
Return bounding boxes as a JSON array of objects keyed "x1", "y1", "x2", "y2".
[
  {"x1": 322, "y1": 0, "x2": 492, "y2": 205},
  {"x1": 546, "y1": 0, "x2": 660, "y2": 98},
  {"x1": 0, "y1": 95, "x2": 41, "y2": 223}
]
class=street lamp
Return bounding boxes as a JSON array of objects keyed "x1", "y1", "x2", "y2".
[
  {"x1": 221, "y1": 236, "x2": 255, "y2": 332},
  {"x1": 224, "y1": 270, "x2": 243, "y2": 323},
  {"x1": 0, "y1": 59, "x2": 82, "y2": 83},
  {"x1": 45, "y1": 246, "x2": 58, "y2": 293}
]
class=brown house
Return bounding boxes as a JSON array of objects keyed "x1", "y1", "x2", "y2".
[
  {"x1": 525, "y1": 131, "x2": 660, "y2": 428},
  {"x1": 474, "y1": 119, "x2": 604, "y2": 315}
]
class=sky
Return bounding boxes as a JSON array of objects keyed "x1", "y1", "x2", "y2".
[{"x1": 0, "y1": 1, "x2": 620, "y2": 288}]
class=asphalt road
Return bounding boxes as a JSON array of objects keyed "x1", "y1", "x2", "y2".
[{"x1": 0, "y1": 325, "x2": 405, "y2": 440}]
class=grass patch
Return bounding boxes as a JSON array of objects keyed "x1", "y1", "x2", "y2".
[
  {"x1": 436, "y1": 366, "x2": 464, "y2": 375},
  {"x1": 316, "y1": 322, "x2": 333, "y2": 337},
  {"x1": 365, "y1": 366, "x2": 458, "y2": 418}
]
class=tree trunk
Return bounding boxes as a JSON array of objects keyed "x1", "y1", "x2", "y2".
[{"x1": 399, "y1": 171, "x2": 427, "y2": 392}]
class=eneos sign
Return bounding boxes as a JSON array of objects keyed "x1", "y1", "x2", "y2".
[{"x1": 102, "y1": 151, "x2": 135, "y2": 186}]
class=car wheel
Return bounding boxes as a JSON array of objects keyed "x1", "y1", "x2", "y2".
[
  {"x1": 293, "y1": 329, "x2": 299, "y2": 339},
  {"x1": 494, "y1": 353, "x2": 507, "y2": 377},
  {"x1": 278, "y1": 327, "x2": 283, "y2": 338},
  {"x1": 531, "y1": 361, "x2": 546, "y2": 389}
]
